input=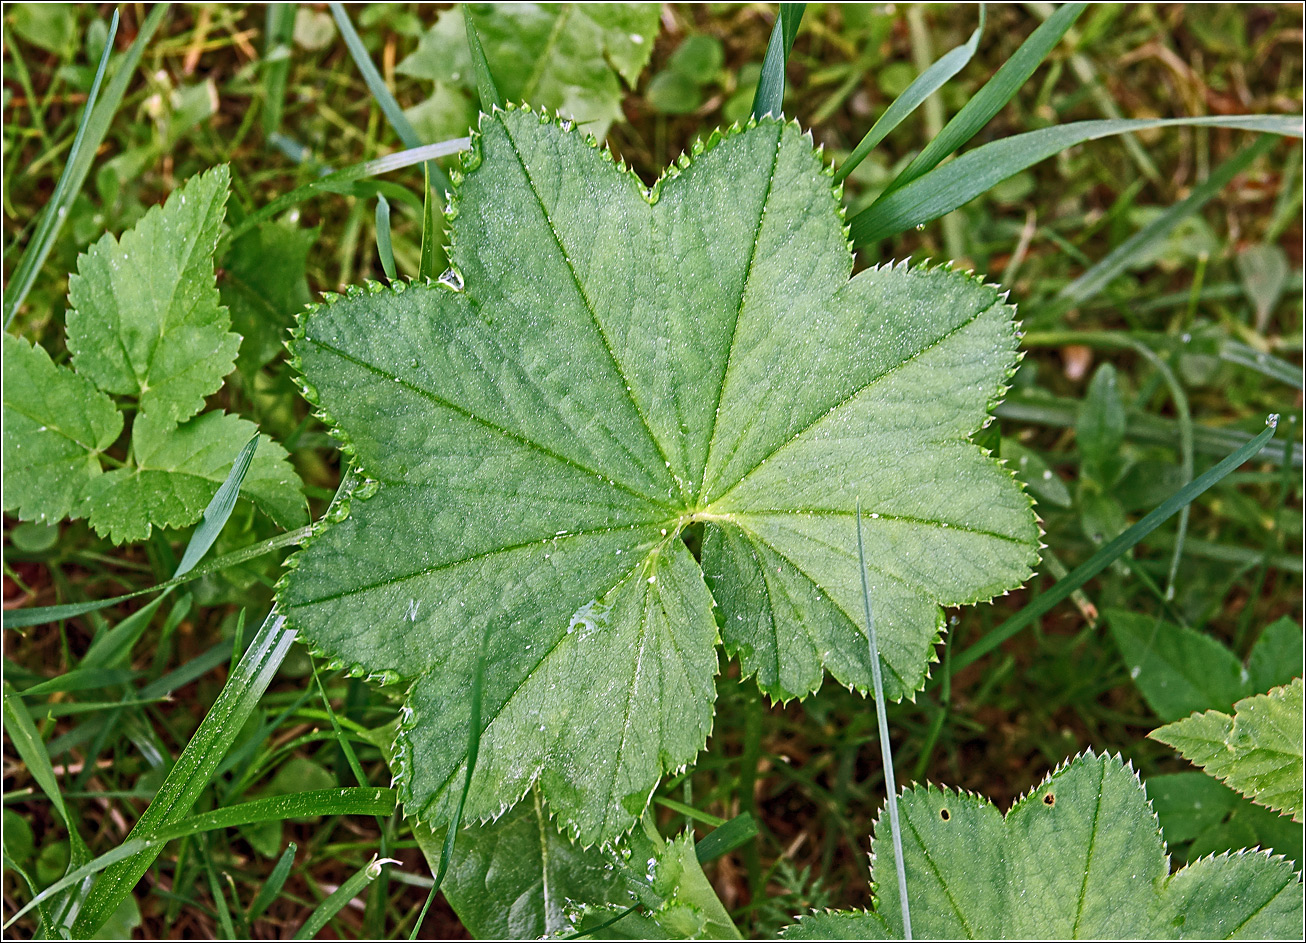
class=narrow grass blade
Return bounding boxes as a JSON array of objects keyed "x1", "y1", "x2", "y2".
[
  {"x1": 695, "y1": 813, "x2": 759, "y2": 864},
  {"x1": 247, "y1": 843, "x2": 297, "y2": 923},
  {"x1": 7, "y1": 790, "x2": 394, "y2": 930},
  {"x1": 4, "y1": 9, "x2": 119, "y2": 328},
  {"x1": 1220, "y1": 340, "x2": 1303, "y2": 389},
  {"x1": 850, "y1": 115, "x2": 1303, "y2": 245},
  {"x1": 2, "y1": 694, "x2": 89, "y2": 861},
  {"x1": 12, "y1": 669, "x2": 139, "y2": 698},
  {"x1": 223, "y1": 137, "x2": 469, "y2": 247},
  {"x1": 70, "y1": 611, "x2": 298, "y2": 935},
  {"x1": 4, "y1": 526, "x2": 310, "y2": 630},
  {"x1": 419, "y1": 164, "x2": 441, "y2": 280},
  {"x1": 328, "y1": 2, "x2": 451, "y2": 194},
  {"x1": 752, "y1": 4, "x2": 806, "y2": 119},
  {"x1": 953, "y1": 418, "x2": 1282, "y2": 674},
  {"x1": 880, "y1": 2, "x2": 1084, "y2": 196},
  {"x1": 856, "y1": 504, "x2": 912, "y2": 940},
  {"x1": 1046, "y1": 135, "x2": 1278, "y2": 319},
  {"x1": 296, "y1": 855, "x2": 399, "y2": 940},
  {"x1": 261, "y1": 3, "x2": 295, "y2": 139},
  {"x1": 5, "y1": 5, "x2": 172, "y2": 329},
  {"x1": 375, "y1": 195, "x2": 396, "y2": 279},
  {"x1": 835, "y1": 6, "x2": 985, "y2": 183},
  {"x1": 464, "y1": 7, "x2": 503, "y2": 111},
  {"x1": 408, "y1": 625, "x2": 490, "y2": 940},
  {"x1": 175, "y1": 434, "x2": 261, "y2": 578}
]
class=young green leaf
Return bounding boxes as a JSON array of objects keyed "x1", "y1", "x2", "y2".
[
  {"x1": 1152, "y1": 679, "x2": 1304, "y2": 824},
  {"x1": 782, "y1": 751, "x2": 1304, "y2": 940},
  {"x1": 2, "y1": 334, "x2": 122, "y2": 524},
  {"x1": 219, "y1": 219, "x2": 316, "y2": 377},
  {"x1": 66, "y1": 164, "x2": 239, "y2": 425},
  {"x1": 280, "y1": 108, "x2": 1038, "y2": 846},
  {"x1": 398, "y1": 4, "x2": 662, "y2": 140},
  {"x1": 1109, "y1": 610, "x2": 1302, "y2": 722},
  {"x1": 85, "y1": 411, "x2": 305, "y2": 544}
]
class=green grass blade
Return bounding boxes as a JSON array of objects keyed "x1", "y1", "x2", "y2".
[
  {"x1": 247, "y1": 842, "x2": 297, "y2": 923},
  {"x1": 1046, "y1": 135, "x2": 1278, "y2": 319},
  {"x1": 375, "y1": 195, "x2": 396, "y2": 279},
  {"x1": 408, "y1": 626, "x2": 490, "y2": 940},
  {"x1": 70, "y1": 611, "x2": 298, "y2": 935},
  {"x1": 850, "y1": 115, "x2": 1303, "y2": 246},
  {"x1": 7, "y1": 790, "x2": 394, "y2": 931},
  {"x1": 3, "y1": 526, "x2": 310, "y2": 630},
  {"x1": 296, "y1": 855, "x2": 399, "y2": 940},
  {"x1": 952, "y1": 418, "x2": 1282, "y2": 674},
  {"x1": 4, "y1": 8, "x2": 121, "y2": 329},
  {"x1": 464, "y1": 7, "x2": 503, "y2": 111},
  {"x1": 856, "y1": 503, "x2": 912, "y2": 940},
  {"x1": 834, "y1": 6, "x2": 985, "y2": 183},
  {"x1": 695, "y1": 813, "x2": 759, "y2": 864},
  {"x1": 752, "y1": 4, "x2": 805, "y2": 119},
  {"x1": 223, "y1": 137, "x2": 469, "y2": 247},
  {"x1": 879, "y1": 2, "x2": 1085, "y2": 196},
  {"x1": 2, "y1": 693, "x2": 89, "y2": 861},
  {"x1": 261, "y1": 3, "x2": 296, "y2": 139},
  {"x1": 1220, "y1": 340, "x2": 1303, "y2": 389},
  {"x1": 419, "y1": 164, "x2": 441, "y2": 280},
  {"x1": 174, "y1": 433, "x2": 261, "y2": 579}
]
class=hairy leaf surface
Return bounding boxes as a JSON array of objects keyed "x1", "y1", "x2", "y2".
[
  {"x1": 2, "y1": 334, "x2": 122, "y2": 523},
  {"x1": 280, "y1": 107, "x2": 1038, "y2": 844},
  {"x1": 66, "y1": 164, "x2": 239, "y2": 425},
  {"x1": 783, "y1": 752, "x2": 1303, "y2": 940},
  {"x1": 1153, "y1": 679, "x2": 1304, "y2": 823}
]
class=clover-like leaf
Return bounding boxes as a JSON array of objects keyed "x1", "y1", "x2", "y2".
[
  {"x1": 86, "y1": 410, "x2": 306, "y2": 544},
  {"x1": 1152, "y1": 678, "x2": 1304, "y2": 824},
  {"x1": 399, "y1": 3, "x2": 662, "y2": 140},
  {"x1": 2, "y1": 333, "x2": 123, "y2": 524},
  {"x1": 783, "y1": 751, "x2": 1304, "y2": 940},
  {"x1": 66, "y1": 164, "x2": 239, "y2": 425},
  {"x1": 279, "y1": 108, "x2": 1038, "y2": 845}
]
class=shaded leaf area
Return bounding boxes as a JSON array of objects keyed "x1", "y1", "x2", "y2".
[
  {"x1": 399, "y1": 3, "x2": 662, "y2": 143},
  {"x1": 1153, "y1": 678, "x2": 1304, "y2": 824},
  {"x1": 782, "y1": 752, "x2": 1303, "y2": 940},
  {"x1": 1110, "y1": 612, "x2": 1302, "y2": 722},
  {"x1": 281, "y1": 107, "x2": 1038, "y2": 846},
  {"x1": 1148, "y1": 772, "x2": 1303, "y2": 867},
  {"x1": 413, "y1": 791, "x2": 737, "y2": 939},
  {"x1": 2, "y1": 167, "x2": 305, "y2": 543}
]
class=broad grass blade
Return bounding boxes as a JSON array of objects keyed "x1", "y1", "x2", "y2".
[
  {"x1": 464, "y1": 7, "x2": 503, "y2": 111},
  {"x1": 850, "y1": 115, "x2": 1303, "y2": 246},
  {"x1": 752, "y1": 4, "x2": 805, "y2": 119},
  {"x1": 375, "y1": 195, "x2": 397, "y2": 278}
]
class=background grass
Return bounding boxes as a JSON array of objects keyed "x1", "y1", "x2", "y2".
[{"x1": 3, "y1": 3, "x2": 1302, "y2": 938}]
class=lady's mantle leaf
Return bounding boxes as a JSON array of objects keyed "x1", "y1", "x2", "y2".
[
  {"x1": 783, "y1": 752, "x2": 1303, "y2": 940},
  {"x1": 66, "y1": 164, "x2": 239, "y2": 425},
  {"x1": 280, "y1": 108, "x2": 1038, "y2": 845},
  {"x1": 1152, "y1": 678, "x2": 1304, "y2": 824},
  {"x1": 2, "y1": 334, "x2": 122, "y2": 523},
  {"x1": 87, "y1": 411, "x2": 307, "y2": 544}
]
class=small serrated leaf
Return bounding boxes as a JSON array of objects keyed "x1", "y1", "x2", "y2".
[
  {"x1": 87, "y1": 411, "x2": 305, "y2": 544},
  {"x1": 1152, "y1": 678, "x2": 1304, "y2": 823},
  {"x1": 66, "y1": 164, "x2": 239, "y2": 425},
  {"x1": 781, "y1": 752, "x2": 1304, "y2": 939},
  {"x1": 2, "y1": 334, "x2": 123, "y2": 524}
]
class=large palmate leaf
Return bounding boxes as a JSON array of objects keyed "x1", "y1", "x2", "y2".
[
  {"x1": 783, "y1": 752, "x2": 1304, "y2": 940},
  {"x1": 2, "y1": 334, "x2": 122, "y2": 523},
  {"x1": 1153, "y1": 679, "x2": 1304, "y2": 824},
  {"x1": 280, "y1": 107, "x2": 1038, "y2": 845},
  {"x1": 66, "y1": 164, "x2": 239, "y2": 425},
  {"x1": 399, "y1": 4, "x2": 661, "y2": 141}
]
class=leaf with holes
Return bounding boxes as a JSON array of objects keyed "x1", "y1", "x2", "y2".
[
  {"x1": 782, "y1": 751, "x2": 1304, "y2": 940},
  {"x1": 1152, "y1": 678, "x2": 1304, "y2": 824},
  {"x1": 279, "y1": 106, "x2": 1039, "y2": 845}
]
